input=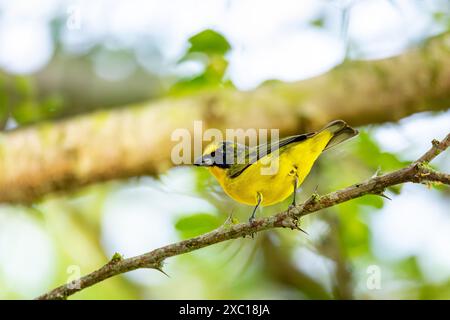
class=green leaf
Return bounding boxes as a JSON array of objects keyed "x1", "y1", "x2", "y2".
[
  {"x1": 310, "y1": 17, "x2": 325, "y2": 28},
  {"x1": 7, "y1": 74, "x2": 65, "y2": 125},
  {"x1": 353, "y1": 194, "x2": 384, "y2": 209},
  {"x1": 187, "y1": 29, "x2": 231, "y2": 56},
  {"x1": 41, "y1": 93, "x2": 64, "y2": 116},
  {"x1": 175, "y1": 213, "x2": 222, "y2": 239},
  {"x1": 110, "y1": 252, "x2": 124, "y2": 262},
  {"x1": 0, "y1": 86, "x2": 8, "y2": 130},
  {"x1": 432, "y1": 11, "x2": 447, "y2": 24},
  {"x1": 336, "y1": 203, "x2": 370, "y2": 257},
  {"x1": 0, "y1": 108, "x2": 7, "y2": 130},
  {"x1": 193, "y1": 166, "x2": 215, "y2": 193},
  {"x1": 12, "y1": 100, "x2": 41, "y2": 125},
  {"x1": 394, "y1": 256, "x2": 423, "y2": 280},
  {"x1": 171, "y1": 29, "x2": 234, "y2": 95},
  {"x1": 354, "y1": 131, "x2": 409, "y2": 171}
]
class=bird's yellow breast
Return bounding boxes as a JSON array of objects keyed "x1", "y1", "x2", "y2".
[{"x1": 209, "y1": 130, "x2": 332, "y2": 206}]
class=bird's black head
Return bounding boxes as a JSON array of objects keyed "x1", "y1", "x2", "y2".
[{"x1": 194, "y1": 141, "x2": 237, "y2": 169}]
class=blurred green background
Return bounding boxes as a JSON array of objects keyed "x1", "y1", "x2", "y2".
[{"x1": 0, "y1": 0, "x2": 449, "y2": 299}]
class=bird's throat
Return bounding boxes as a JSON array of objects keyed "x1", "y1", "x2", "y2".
[{"x1": 208, "y1": 166, "x2": 227, "y2": 183}]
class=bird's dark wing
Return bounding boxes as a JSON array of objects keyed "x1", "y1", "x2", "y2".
[{"x1": 227, "y1": 133, "x2": 312, "y2": 178}]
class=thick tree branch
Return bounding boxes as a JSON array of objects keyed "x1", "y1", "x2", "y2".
[
  {"x1": 36, "y1": 134, "x2": 449, "y2": 300},
  {"x1": 1, "y1": 32, "x2": 450, "y2": 204}
]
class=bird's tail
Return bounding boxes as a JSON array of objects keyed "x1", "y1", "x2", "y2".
[{"x1": 319, "y1": 120, "x2": 359, "y2": 151}]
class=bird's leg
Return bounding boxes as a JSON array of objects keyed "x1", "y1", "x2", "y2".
[
  {"x1": 292, "y1": 176, "x2": 298, "y2": 207},
  {"x1": 247, "y1": 193, "x2": 263, "y2": 239},
  {"x1": 288, "y1": 176, "x2": 298, "y2": 211},
  {"x1": 287, "y1": 176, "x2": 308, "y2": 235},
  {"x1": 249, "y1": 192, "x2": 262, "y2": 223}
]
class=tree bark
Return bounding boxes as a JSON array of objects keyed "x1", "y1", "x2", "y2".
[{"x1": 1, "y1": 33, "x2": 450, "y2": 204}]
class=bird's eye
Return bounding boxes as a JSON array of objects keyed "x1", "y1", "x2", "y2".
[{"x1": 210, "y1": 151, "x2": 216, "y2": 157}]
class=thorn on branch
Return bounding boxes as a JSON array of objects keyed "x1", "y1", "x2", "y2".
[
  {"x1": 222, "y1": 211, "x2": 239, "y2": 228},
  {"x1": 371, "y1": 188, "x2": 392, "y2": 201},
  {"x1": 154, "y1": 260, "x2": 170, "y2": 277},
  {"x1": 371, "y1": 166, "x2": 382, "y2": 178},
  {"x1": 156, "y1": 267, "x2": 170, "y2": 278},
  {"x1": 280, "y1": 215, "x2": 308, "y2": 235},
  {"x1": 298, "y1": 226, "x2": 309, "y2": 235},
  {"x1": 378, "y1": 192, "x2": 392, "y2": 201}
]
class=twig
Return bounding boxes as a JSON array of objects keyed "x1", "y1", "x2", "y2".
[
  {"x1": 36, "y1": 134, "x2": 450, "y2": 300},
  {"x1": 417, "y1": 135, "x2": 450, "y2": 163}
]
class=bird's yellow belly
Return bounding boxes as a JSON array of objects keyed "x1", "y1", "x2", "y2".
[
  {"x1": 212, "y1": 130, "x2": 332, "y2": 207},
  {"x1": 223, "y1": 168, "x2": 299, "y2": 206}
]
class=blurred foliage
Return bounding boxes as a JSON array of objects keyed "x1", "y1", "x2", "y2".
[
  {"x1": 186, "y1": 29, "x2": 231, "y2": 56},
  {"x1": 10, "y1": 77, "x2": 64, "y2": 125},
  {"x1": 354, "y1": 131, "x2": 409, "y2": 171},
  {"x1": 0, "y1": 73, "x2": 65, "y2": 127},
  {"x1": 175, "y1": 213, "x2": 222, "y2": 239},
  {"x1": 0, "y1": 17, "x2": 164, "y2": 129}
]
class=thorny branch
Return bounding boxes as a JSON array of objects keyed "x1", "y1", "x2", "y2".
[{"x1": 37, "y1": 134, "x2": 450, "y2": 300}]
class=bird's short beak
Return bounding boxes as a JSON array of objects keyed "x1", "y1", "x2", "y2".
[{"x1": 194, "y1": 155, "x2": 213, "y2": 166}]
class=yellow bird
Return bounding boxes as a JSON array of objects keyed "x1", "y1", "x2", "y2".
[{"x1": 194, "y1": 120, "x2": 358, "y2": 221}]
